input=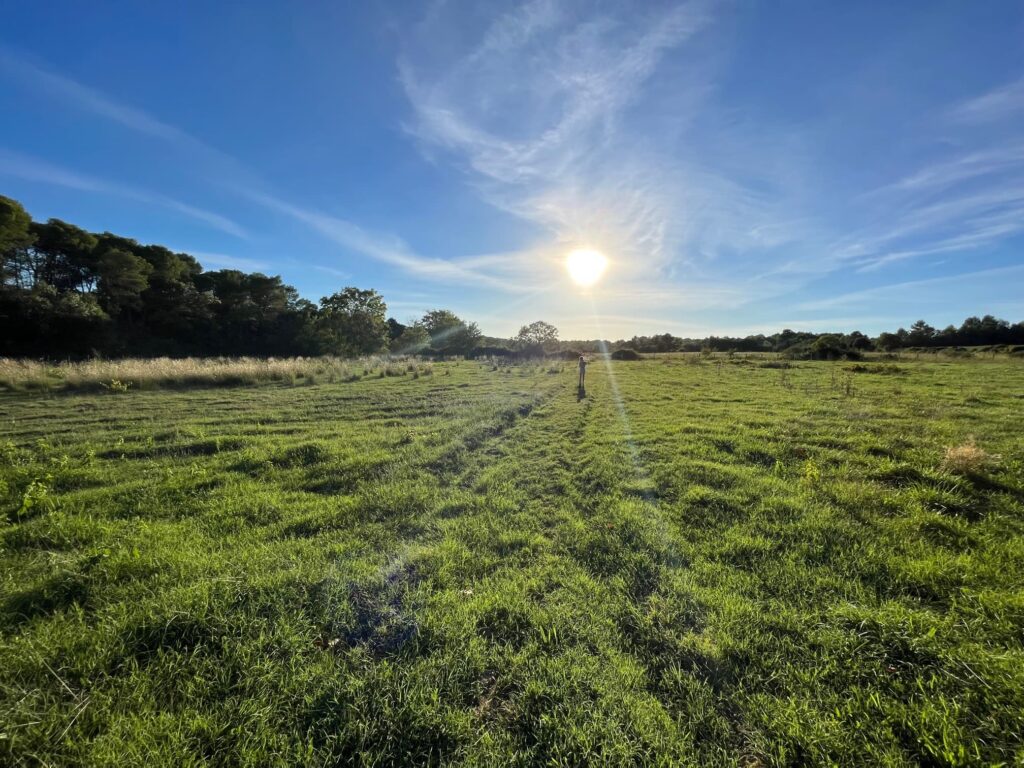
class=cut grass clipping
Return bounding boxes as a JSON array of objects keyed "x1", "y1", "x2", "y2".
[{"x1": 1, "y1": 355, "x2": 1022, "y2": 766}]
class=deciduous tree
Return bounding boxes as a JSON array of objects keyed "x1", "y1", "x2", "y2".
[
  {"x1": 317, "y1": 287, "x2": 389, "y2": 356},
  {"x1": 514, "y1": 320, "x2": 559, "y2": 353},
  {"x1": 420, "y1": 309, "x2": 481, "y2": 356}
]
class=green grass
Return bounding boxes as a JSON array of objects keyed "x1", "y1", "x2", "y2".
[{"x1": 1, "y1": 356, "x2": 1022, "y2": 766}]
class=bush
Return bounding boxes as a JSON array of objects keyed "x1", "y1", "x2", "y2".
[
  {"x1": 812, "y1": 335, "x2": 861, "y2": 360},
  {"x1": 783, "y1": 336, "x2": 862, "y2": 361},
  {"x1": 611, "y1": 348, "x2": 642, "y2": 361}
]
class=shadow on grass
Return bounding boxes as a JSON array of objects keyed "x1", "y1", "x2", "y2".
[
  {"x1": 1, "y1": 572, "x2": 90, "y2": 630},
  {"x1": 99, "y1": 437, "x2": 247, "y2": 460}
]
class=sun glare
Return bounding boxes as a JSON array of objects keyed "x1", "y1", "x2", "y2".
[{"x1": 566, "y1": 248, "x2": 608, "y2": 287}]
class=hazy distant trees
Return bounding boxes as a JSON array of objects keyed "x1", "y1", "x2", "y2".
[
  {"x1": 957, "y1": 315, "x2": 1014, "y2": 346},
  {"x1": 0, "y1": 193, "x2": 382, "y2": 358},
  {"x1": 880, "y1": 315, "x2": 1023, "y2": 349},
  {"x1": 98, "y1": 248, "x2": 152, "y2": 315},
  {"x1": 847, "y1": 331, "x2": 874, "y2": 350},
  {"x1": 619, "y1": 319, "x2": 1024, "y2": 356},
  {"x1": 810, "y1": 334, "x2": 850, "y2": 360}
]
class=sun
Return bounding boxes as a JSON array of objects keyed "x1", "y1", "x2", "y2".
[{"x1": 565, "y1": 248, "x2": 608, "y2": 287}]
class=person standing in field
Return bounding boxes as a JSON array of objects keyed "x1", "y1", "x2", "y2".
[{"x1": 578, "y1": 354, "x2": 587, "y2": 389}]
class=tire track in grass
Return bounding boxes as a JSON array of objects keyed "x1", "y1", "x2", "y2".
[
  {"x1": 306, "y1": 369, "x2": 565, "y2": 664},
  {"x1": 296, "y1": 369, "x2": 577, "y2": 762},
  {"x1": 516, "y1": 361, "x2": 750, "y2": 759},
  {"x1": 444, "y1": 363, "x2": 722, "y2": 762},
  {"x1": 428, "y1": 379, "x2": 563, "y2": 482}
]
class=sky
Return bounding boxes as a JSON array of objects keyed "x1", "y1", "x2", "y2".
[{"x1": 1, "y1": 0, "x2": 1023, "y2": 340}]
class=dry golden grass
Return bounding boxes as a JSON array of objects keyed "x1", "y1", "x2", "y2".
[
  {"x1": 0, "y1": 356, "x2": 434, "y2": 392},
  {"x1": 941, "y1": 437, "x2": 999, "y2": 475}
]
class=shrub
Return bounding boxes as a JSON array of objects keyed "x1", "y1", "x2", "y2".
[
  {"x1": 812, "y1": 335, "x2": 861, "y2": 360},
  {"x1": 783, "y1": 336, "x2": 862, "y2": 361}
]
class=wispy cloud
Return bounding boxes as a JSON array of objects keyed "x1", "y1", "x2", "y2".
[
  {"x1": 948, "y1": 76, "x2": 1024, "y2": 124},
  {"x1": 242, "y1": 189, "x2": 533, "y2": 290},
  {"x1": 184, "y1": 251, "x2": 271, "y2": 272},
  {"x1": 397, "y1": 0, "x2": 824, "y2": 309},
  {"x1": 0, "y1": 148, "x2": 249, "y2": 238},
  {"x1": 399, "y1": 0, "x2": 1024, "y2": 307},
  {"x1": 3, "y1": 16, "x2": 1022, "y2": 335},
  {"x1": 798, "y1": 264, "x2": 1024, "y2": 312},
  {"x1": 313, "y1": 264, "x2": 352, "y2": 280},
  {"x1": 0, "y1": 47, "x2": 490, "y2": 287},
  {"x1": 401, "y1": 1, "x2": 708, "y2": 185},
  {"x1": 885, "y1": 144, "x2": 1024, "y2": 193},
  {"x1": 828, "y1": 74, "x2": 1024, "y2": 274},
  {"x1": 852, "y1": 210, "x2": 1024, "y2": 273},
  {"x1": 404, "y1": 3, "x2": 705, "y2": 266},
  {"x1": 836, "y1": 151, "x2": 1024, "y2": 272},
  {"x1": 0, "y1": 47, "x2": 245, "y2": 175}
]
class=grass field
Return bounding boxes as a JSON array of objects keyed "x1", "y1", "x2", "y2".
[{"x1": 2, "y1": 356, "x2": 1022, "y2": 766}]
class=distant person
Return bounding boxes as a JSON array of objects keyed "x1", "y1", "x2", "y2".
[{"x1": 578, "y1": 354, "x2": 587, "y2": 389}]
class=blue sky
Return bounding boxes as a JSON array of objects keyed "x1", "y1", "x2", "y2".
[{"x1": 1, "y1": 1, "x2": 1023, "y2": 339}]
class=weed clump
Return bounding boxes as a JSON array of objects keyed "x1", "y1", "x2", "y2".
[
  {"x1": 845, "y1": 363, "x2": 906, "y2": 375},
  {"x1": 274, "y1": 442, "x2": 331, "y2": 468},
  {"x1": 940, "y1": 438, "x2": 998, "y2": 475}
]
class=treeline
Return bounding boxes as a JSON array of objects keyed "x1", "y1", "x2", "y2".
[
  {"x1": 1, "y1": 195, "x2": 481, "y2": 359},
  {"x1": 3, "y1": 194, "x2": 1021, "y2": 360},
  {"x1": 874, "y1": 318, "x2": 1024, "y2": 350},
  {"x1": 614, "y1": 316, "x2": 1024, "y2": 357}
]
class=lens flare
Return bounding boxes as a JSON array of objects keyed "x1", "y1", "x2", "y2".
[{"x1": 565, "y1": 248, "x2": 608, "y2": 287}]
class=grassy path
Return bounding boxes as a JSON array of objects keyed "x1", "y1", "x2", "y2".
[{"x1": 1, "y1": 357, "x2": 1022, "y2": 765}]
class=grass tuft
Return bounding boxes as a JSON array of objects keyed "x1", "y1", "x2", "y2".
[{"x1": 940, "y1": 437, "x2": 999, "y2": 475}]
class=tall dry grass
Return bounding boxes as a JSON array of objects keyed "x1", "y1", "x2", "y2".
[{"x1": 0, "y1": 356, "x2": 434, "y2": 392}]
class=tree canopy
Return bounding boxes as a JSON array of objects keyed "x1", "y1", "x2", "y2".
[
  {"x1": 514, "y1": 320, "x2": 559, "y2": 353},
  {"x1": 420, "y1": 310, "x2": 482, "y2": 356},
  {"x1": 316, "y1": 288, "x2": 389, "y2": 356}
]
